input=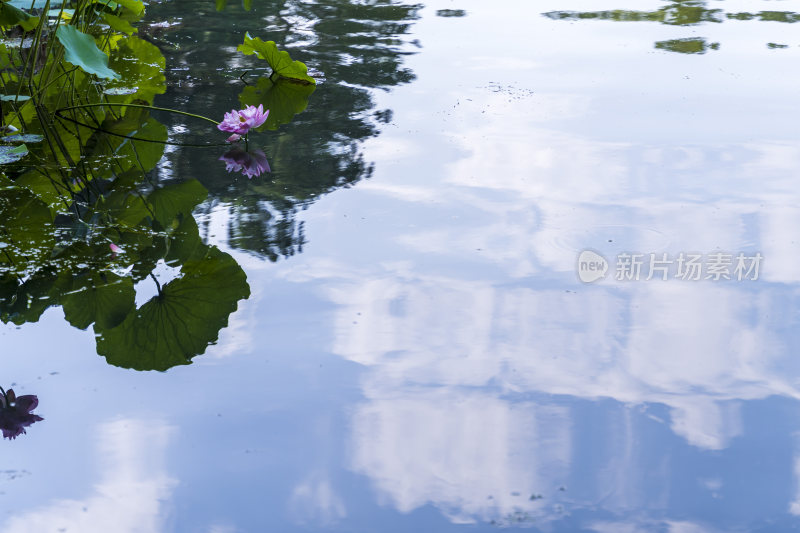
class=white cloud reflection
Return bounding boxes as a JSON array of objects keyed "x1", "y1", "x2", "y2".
[
  {"x1": 3, "y1": 419, "x2": 176, "y2": 533},
  {"x1": 294, "y1": 83, "x2": 800, "y2": 526},
  {"x1": 253, "y1": 2, "x2": 800, "y2": 523},
  {"x1": 288, "y1": 474, "x2": 347, "y2": 526},
  {"x1": 351, "y1": 390, "x2": 570, "y2": 524}
]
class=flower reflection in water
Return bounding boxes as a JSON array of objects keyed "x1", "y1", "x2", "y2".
[
  {"x1": 0, "y1": 387, "x2": 43, "y2": 440},
  {"x1": 219, "y1": 146, "x2": 271, "y2": 178}
]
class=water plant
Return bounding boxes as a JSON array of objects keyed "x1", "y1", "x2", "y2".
[
  {"x1": 218, "y1": 103, "x2": 269, "y2": 143},
  {"x1": 0, "y1": 386, "x2": 43, "y2": 440},
  {"x1": 0, "y1": 4, "x2": 317, "y2": 370}
]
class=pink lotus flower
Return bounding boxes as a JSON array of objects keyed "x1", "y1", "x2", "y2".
[
  {"x1": 0, "y1": 389, "x2": 43, "y2": 440},
  {"x1": 219, "y1": 146, "x2": 270, "y2": 178},
  {"x1": 217, "y1": 104, "x2": 269, "y2": 137}
]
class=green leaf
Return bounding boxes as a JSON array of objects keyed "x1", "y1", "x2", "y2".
[
  {"x1": 0, "y1": 144, "x2": 28, "y2": 164},
  {"x1": 0, "y1": 3, "x2": 39, "y2": 32},
  {"x1": 91, "y1": 0, "x2": 119, "y2": 10},
  {"x1": 164, "y1": 213, "x2": 206, "y2": 265},
  {"x1": 0, "y1": 45, "x2": 12, "y2": 70},
  {"x1": 3, "y1": 99, "x2": 37, "y2": 134},
  {"x1": 102, "y1": 12, "x2": 136, "y2": 35},
  {"x1": 239, "y1": 76, "x2": 315, "y2": 130},
  {"x1": 123, "y1": 117, "x2": 168, "y2": 169},
  {"x1": 15, "y1": 169, "x2": 68, "y2": 216},
  {"x1": 0, "y1": 270, "x2": 60, "y2": 325},
  {"x1": 97, "y1": 110, "x2": 167, "y2": 175},
  {"x1": 56, "y1": 25, "x2": 120, "y2": 80},
  {"x1": 147, "y1": 179, "x2": 208, "y2": 227},
  {"x1": 62, "y1": 273, "x2": 135, "y2": 330},
  {"x1": 237, "y1": 33, "x2": 316, "y2": 85},
  {"x1": 0, "y1": 186, "x2": 55, "y2": 275},
  {"x1": 105, "y1": 187, "x2": 150, "y2": 226},
  {"x1": 51, "y1": 120, "x2": 84, "y2": 167},
  {"x1": 114, "y1": 0, "x2": 144, "y2": 16},
  {"x1": 106, "y1": 36, "x2": 166, "y2": 102},
  {"x1": 95, "y1": 247, "x2": 251, "y2": 371},
  {"x1": 92, "y1": 0, "x2": 119, "y2": 9}
]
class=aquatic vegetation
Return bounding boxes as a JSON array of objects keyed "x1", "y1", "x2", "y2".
[
  {"x1": 238, "y1": 33, "x2": 316, "y2": 85},
  {"x1": 0, "y1": 0, "x2": 321, "y2": 370},
  {"x1": 543, "y1": 1, "x2": 800, "y2": 52},
  {"x1": 218, "y1": 103, "x2": 269, "y2": 138},
  {"x1": 0, "y1": 387, "x2": 43, "y2": 440},
  {"x1": 0, "y1": 1, "x2": 260, "y2": 371},
  {"x1": 655, "y1": 37, "x2": 720, "y2": 54},
  {"x1": 238, "y1": 77, "x2": 314, "y2": 131}
]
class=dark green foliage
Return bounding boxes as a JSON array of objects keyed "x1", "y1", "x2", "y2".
[
  {"x1": 96, "y1": 248, "x2": 249, "y2": 371},
  {"x1": 0, "y1": 2, "x2": 251, "y2": 370},
  {"x1": 238, "y1": 77, "x2": 315, "y2": 131}
]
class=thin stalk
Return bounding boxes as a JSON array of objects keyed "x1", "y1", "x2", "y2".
[
  {"x1": 149, "y1": 273, "x2": 163, "y2": 297},
  {"x1": 35, "y1": 64, "x2": 78, "y2": 97},
  {"x1": 36, "y1": 2, "x2": 67, "y2": 93},
  {"x1": 56, "y1": 103, "x2": 221, "y2": 125},
  {"x1": 36, "y1": 167, "x2": 73, "y2": 213},
  {"x1": 37, "y1": 101, "x2": 76, "y2": 168},
  {"x1": 18, "y1": 0, "x2": 51, "y2": 100}
]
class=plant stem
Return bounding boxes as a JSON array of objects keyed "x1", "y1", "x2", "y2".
[
  {"x1": 150, "y1": 273, "x2": 163, "y2": 297},
  {"x1": 56, "y1": 103, "x2": 221, "y2": 125}
]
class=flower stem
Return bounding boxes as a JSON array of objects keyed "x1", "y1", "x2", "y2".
[
  {"x1": 150, "y1": 273, "x2": 163, "y2": 297},
  {"x1": 54, "y1": 103, "x2": 221, "y2": 125}
]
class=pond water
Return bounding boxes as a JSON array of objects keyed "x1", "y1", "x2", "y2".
[{"x1": 3, "y1": 0, "x2": 800, "y2": 530}]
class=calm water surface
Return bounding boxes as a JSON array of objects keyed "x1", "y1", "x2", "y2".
[{"x1": 3, "y1": 0, "x2": 800, "y2": 530}]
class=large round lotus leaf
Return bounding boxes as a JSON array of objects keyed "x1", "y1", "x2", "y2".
[
  {"x1": 61, "y1": 272, "x2": 135, "y2": 330},
  {"x1": 0, "y1": 3, "x2": 39, "y2": 31},
  {"x1": 95, "y1": 247, "x2": 250, "y2": 371},
  {"x1": 105, "y1": 36, "x2": 166, "y2": 102},
  {"x1": 56, "y1": 25, "x2": 120, "y2": 80},
  {"x1": 237, "y1": 33, "x2": 316, "y2": 85}
]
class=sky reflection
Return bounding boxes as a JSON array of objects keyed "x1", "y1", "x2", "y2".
[
  {"x1": 267, "y1": 0, "x2": 800, "y2": 526},
  {"x1": 2, "y1": 419, "x2": 175, "y2": 532},
  {"x1": 4, "y1": 0, "x2": 800, "y2": 531}
]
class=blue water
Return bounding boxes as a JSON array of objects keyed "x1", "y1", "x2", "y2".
[{"x1": 4, "y1": 0, "x2": 800, "y2": 530}]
